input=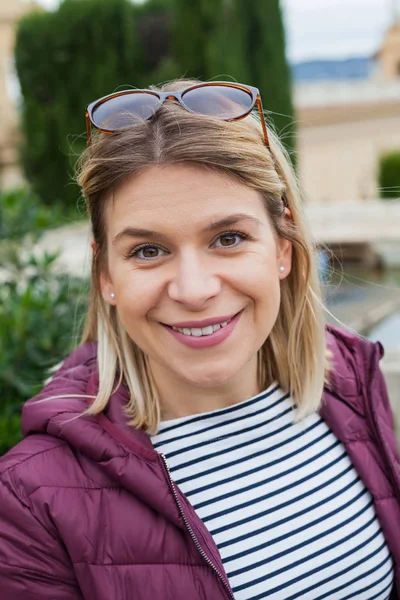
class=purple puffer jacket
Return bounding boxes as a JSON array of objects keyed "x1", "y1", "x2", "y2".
[{"x1": 0, "y1": 325, "x2": 400, "y2": 600}]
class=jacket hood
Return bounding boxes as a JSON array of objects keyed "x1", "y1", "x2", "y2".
[
  {"x1": 20, "y1": 341, "x2": 184, "y2": 526},
  {"x1": 21, "y1": 336, "x2": 163, "y2": 459}
]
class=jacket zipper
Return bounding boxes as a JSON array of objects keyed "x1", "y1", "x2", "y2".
[{"x1": 160, "y1": 454, "x2": 235, "y2": 600}]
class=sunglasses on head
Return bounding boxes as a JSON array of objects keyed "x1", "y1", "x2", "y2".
[{"x1": 85, "y1": 81, "x2": 270, "y2": 148}]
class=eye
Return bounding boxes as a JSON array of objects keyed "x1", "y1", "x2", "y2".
[
  {"x1": 127, "y1": 244, "x2": 168, "y2": 260},
  {"x1": 213, "y1": 231, "x2": 249, "y2": 248}
]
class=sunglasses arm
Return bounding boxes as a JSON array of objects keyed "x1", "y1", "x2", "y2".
[{"x1": 255, "y1": 96, "x2": 270, "y2": 149}]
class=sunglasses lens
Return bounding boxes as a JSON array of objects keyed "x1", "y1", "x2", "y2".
[
  {"x1": 182, "y1": 85, "x2": 253, "y2": 119},
  {"x1": 91, "y1": 93, "x2": 161, "y2": 131}
]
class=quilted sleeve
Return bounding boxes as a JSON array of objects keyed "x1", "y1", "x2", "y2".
[{"x1": 0, "y1": 479, "x2": 83, "y2": 600}]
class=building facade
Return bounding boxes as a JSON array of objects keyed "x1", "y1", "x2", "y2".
[
  {"x1": 296, "y1": 79, "x2": 400, "y2": 204},
  {"x1": 1, "y1": 1, "x2": 24, "y2": 187},
  {"x1": 376, "y1": 22, "x2": 400, "y2": 80},
  {"x1": 295, "y1": 18, "x2": 400, "y2": 204},
  {"x1": 0, "y1": 0, "x2": 41, "y2": 188}
]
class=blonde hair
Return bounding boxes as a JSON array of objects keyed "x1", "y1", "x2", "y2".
[{"x1": 77, "y1": 78, "x2": 328, "y2": 433}]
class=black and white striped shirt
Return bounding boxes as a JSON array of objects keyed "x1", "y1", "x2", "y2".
[{"x1": 151, "y1": 384, "x2": 394, "y2": 600}]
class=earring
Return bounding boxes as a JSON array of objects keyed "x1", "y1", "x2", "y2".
[
  {"x1": 279, "y1": 266, "x2": 285, "y2": 273},
  {"x1": 110, "y1": 292, "x2": 116, "y2": 300}
]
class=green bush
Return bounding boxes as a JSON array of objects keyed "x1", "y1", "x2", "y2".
[
  {"x1": 0, "y1": 249, "x2": 87, "y2": 454},
  {"x1": 0, "y1": 413, "x2": 23, "y2": 456},
  {"x1": 0, "y1": 189, "x2": 87, "y2": 455},
  {"x1": 378, "y1": 151, "x2": 400, "y2": 200},
  {"x1": 0, "y1": 187, "x2": 82, "y2": 241}
]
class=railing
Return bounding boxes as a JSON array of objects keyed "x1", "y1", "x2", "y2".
[{"x1": 305, "y1": 200, "x2": 400, "y2": 244}]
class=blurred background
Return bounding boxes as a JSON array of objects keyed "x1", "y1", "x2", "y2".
[{"x1": 0, "y1": 0, "x2": 399, "y2": 453}]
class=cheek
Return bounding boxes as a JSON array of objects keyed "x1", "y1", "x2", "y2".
[
  {"x1": 112, "y1": 268, "x2": 163, "y2": 321},
  {"x1": 238, "y1": 251, "x2": 280, "y2": 294},
  {"x1": 237, "y1": 257, "x2": 281, "y2": 324}
]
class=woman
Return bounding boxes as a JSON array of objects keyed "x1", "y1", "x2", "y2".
[{"x1": 0, "y1": 79, "x2": 399, "y2": 600}]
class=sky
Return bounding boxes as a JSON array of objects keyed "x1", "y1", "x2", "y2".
[
  {"x1": 282, "y1": 0, "x2": 395, "y2": 61},
  {"x1": 32, "y1": 0, "x2": 397, "y2": 63}
]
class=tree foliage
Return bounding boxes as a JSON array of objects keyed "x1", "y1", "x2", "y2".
[
  {"x1": 15, "y1": 0, "x2": 158, "y2": 207},
  {"x1": 171, "y1": 0, "x2": 224, "y2": 79},
  {"x1": 170, "y1": 0, "x2": 294, "y2": 151},
  {"x1": 15, "y1": 0, "x2": 294, "y2": 209},
  {"x1": 216, "y1": 0, "x2": 295, "y2": 153}
]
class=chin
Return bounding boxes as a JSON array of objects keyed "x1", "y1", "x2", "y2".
[{"x1": 182, "y1": 364, "x2": 241, "y2": 389}]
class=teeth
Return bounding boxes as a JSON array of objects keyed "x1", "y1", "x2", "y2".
[
  {"x1": 172, "y1": 319, "x2": 232, "y2": 337},
  {"x1": 202, "y1": 325, "x2": 214, "y2": 335},
  {"x1": 191, "y1": 328, "x2": 203, "y2": 337}
]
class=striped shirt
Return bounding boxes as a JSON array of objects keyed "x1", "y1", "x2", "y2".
[{"x1": 151, "y1": 384, "x2": 394, "y2": 600}]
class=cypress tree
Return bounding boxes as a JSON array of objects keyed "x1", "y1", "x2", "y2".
[
  {"x1": 171, "y1": 0, "x2": 224, "y2": 79},
  {"x1": 216, "y1": 0, "x2": 295, "y2": 155},
  {"x1": 15, "y1": 0, "x2": 144, "y2": 207}
]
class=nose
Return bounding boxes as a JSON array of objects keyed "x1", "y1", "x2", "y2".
[{"x1": 168, "y1": 252, "x2": 221, "y2": 309}]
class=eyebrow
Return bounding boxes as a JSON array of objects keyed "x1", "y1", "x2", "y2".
[
  {"x1": 204, "y1": 213, "x2": 263, "y2": 232},
  {"x1": 112, "y1": 227, "x2": 168, "y2": 245},
  {"x1": 112, "y1": 213, "x2": 262, "y2": 245}
]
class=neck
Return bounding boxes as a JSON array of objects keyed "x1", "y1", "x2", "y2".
[{"x1": 148, "y1": 356, "x2": 261, "y2": 421}]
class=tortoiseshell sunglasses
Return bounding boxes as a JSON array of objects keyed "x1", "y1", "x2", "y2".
[{"x1": 85, "y1": 81, "x2": 270, "y2": 147}]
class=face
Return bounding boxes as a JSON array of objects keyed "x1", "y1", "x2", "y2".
[{"x1": 99, "y1": 164, "x2": 292, "y2": 394}]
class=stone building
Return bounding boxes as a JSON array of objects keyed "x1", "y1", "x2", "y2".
[
  {"x1": 296, "y1": 78, "x2": 400, "y2": 204},
  {"x1": 296, "y1": 19, "x2": 400, "y2": 204},
  {"x1": 0, "y1": 0, "x2": 40, "y2": 188},
  {"x1": 376, "y1": 21, "x2": 400, "y2": 80}
]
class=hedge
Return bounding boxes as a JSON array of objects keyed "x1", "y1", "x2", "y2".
[{"x1": 378, "y1": 150, "x2": 400, "y2": 200}]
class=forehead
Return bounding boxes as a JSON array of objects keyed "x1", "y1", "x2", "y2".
[{"x1": 106, "y1": 164, "x2": 270, "y2": 234}]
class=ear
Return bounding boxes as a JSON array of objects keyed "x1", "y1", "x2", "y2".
[
  {"x1": 277, "y1": 208, "x2": 293, "y2": 280},
  {"x1": 91, "y1": 238, "x2": 117, "y2": 306}
]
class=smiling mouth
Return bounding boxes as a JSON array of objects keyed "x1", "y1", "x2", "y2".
[{"x1": 163, "y1": 311, "x2": 243, "y2": 338}]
